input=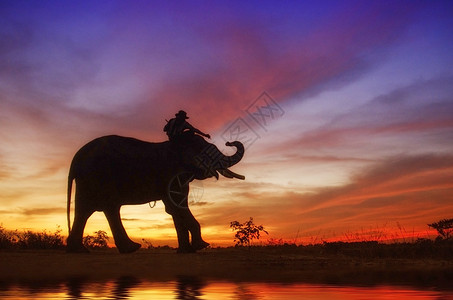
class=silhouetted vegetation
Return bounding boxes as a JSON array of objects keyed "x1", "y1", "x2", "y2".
[
  {"x1": 1, "y1": 220, "x2": 452, "y2": 260},
  {"x1": 0, "y1": 225, "x2": 65, "y2": 250},
  {"x1": 0, "y1": 226, "x2": 111, "y2": 250},
  {"x1": 0, "y1": 225, "x2": 15, "y2": 249},
  {"x1": 83, "y1": 230, "x2": 110, "y2": 249},
  {"x1": 222, "y1": 238, "x2": 452, "y2": 260},
  {"x1": 230, "y1": 217, "x2": 268, "y2": 247},
  {"x1": 428, "y1": 218, "x2": 453, "y2": 241}
]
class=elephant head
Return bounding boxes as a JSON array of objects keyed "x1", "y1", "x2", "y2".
[{"x1": 173, "y1": 132, "x2": 245, "y2": 181}]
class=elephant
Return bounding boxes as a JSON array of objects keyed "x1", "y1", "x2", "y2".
[{"x1": 66, "y1": 132, "x2": 245, "y2": 253}]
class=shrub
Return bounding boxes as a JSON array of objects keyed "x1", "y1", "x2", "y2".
[
  {"x1": 17, "y1": 228, "x2": 64, "y2": 250},
  {"x1": 141, "y1": 239, "x2": 154, "y2": 249},
  {"x1": 230, "y1": 217, "x2": 268, "y2": 247},
  {"x1": 0, "y1": 225, "x2": 64, "y2": 250},
  {"x1": 428, "y1": 218, "x2": 453, "y2": 240},
  {"x1": 83, "y1": 230, "x2": 109, "y2": 249},
  {"x1": 0, "y1": 225, "x2": 15, "y2": 249}
]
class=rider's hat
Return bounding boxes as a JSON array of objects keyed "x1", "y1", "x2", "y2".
[{"x1": 175, "y1": 110, "x2": 189, "y2": 119}]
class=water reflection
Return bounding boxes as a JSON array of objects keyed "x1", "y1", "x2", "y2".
[
  {"x1": 234, "y1": 284, "x2": 260, "y2": 300},
  {"x1": 112, "y1": 277, "x2": 142, "y2": 300},
  {"x1": 1, "y1": 277, "x2": 452, "y2": 299},
  {"x1": 66, "y1": 278, "x2": 85, "y2": 299},
  {"x1": 175, "y1": 276, "x2": 205, "y2": 300},
  {"x1": 64, "y1": 276, "x2": 143, "y2": 300}
]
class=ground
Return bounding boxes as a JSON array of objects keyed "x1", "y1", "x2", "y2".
[{"x1": 0, "y1": 247, "x2": 452, "y2": 289}]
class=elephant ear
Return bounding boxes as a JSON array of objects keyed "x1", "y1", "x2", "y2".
[
  {"x1": 171, "y1": 134, "x2": 215, "y2": 177},
  {"x1": 192, "y1": 143, "x2": 222, "y2": 179}
]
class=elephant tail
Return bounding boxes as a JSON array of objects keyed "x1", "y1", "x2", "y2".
[{"x1": 67, "y1": 174, "x2": 74, "y2": 235}]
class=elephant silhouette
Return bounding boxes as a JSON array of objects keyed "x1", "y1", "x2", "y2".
[{"x1": 66, "y1": 132, "x2": 245, "y2": 253}]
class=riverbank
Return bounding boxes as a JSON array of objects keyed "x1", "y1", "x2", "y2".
[{"x1": 1, "y1": 247, "x2": 452, "y2": 289}]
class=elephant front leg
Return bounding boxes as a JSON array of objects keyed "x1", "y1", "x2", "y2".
[
  {"x1": 104, "y1": 208, "x2": 141, "y2": 253},
  {"x1": 170, "y1": 209, "x2": 210, "y2": 253},
  {"x1": 171, "y1": 214, "x2": 194, "y2": 253},
  {"x1": 182, "y1": 210, "x2": 210, "y2": 251},
  {"x1": 163, "y1": 190, "x2": 209, "y2": 253}
]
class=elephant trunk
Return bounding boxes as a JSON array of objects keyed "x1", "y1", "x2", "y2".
[
  {"x1": 216, "y1": 141, "x2": 245, "y2": 180},
  {"x1": 218, "y1": 141, "x2": 245, "y2": 169},
  {"x1": 193, "y1": 140, "x2": 245, "y2": 180}
]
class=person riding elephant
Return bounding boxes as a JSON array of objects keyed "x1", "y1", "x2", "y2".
[
  {"x1": 66, "y1": 129, "x2": 245, "y2": 254},
  {"x1": 164, "y1": 110, "x2": 211, "y2": 142}
]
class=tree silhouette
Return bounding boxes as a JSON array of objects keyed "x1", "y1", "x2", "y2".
[
  {"x1": 230, "y1": 217, "x2": 268, "y2": 247},
  {"x1": 428, "y1": 218, "x2": 453, "y2": 240}
]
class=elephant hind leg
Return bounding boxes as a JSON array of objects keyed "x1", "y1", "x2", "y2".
[
  {"x1": 104, "y1": 208, "x2": 141, "y2": 254},
  {"x1": 67, "y1": 208, "x2": 93, "y2": 253}
]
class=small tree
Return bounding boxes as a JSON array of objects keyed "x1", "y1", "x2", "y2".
[
  {"x1": 230, "y1": 217, "x2": 268, "y2": 247},
  {"x1": 428, "y1": 218, "x2": 453, "y2": 240},
  {"x1": 83, "y1": 230, "x2": 109, "y2": 249}
]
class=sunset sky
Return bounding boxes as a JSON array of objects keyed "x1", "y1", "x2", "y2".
[{"x1": 1, "y1": 1, "x2": 453, "y2": 247}]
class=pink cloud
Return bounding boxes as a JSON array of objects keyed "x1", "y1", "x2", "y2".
[{"x1": 119, "y1": 1, "x2": 426, "y2": 137}]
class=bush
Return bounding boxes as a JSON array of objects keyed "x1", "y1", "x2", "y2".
[
  {"x1": 428, "y1": 218, "x2": 453, "y2": 240},
  {"x1": 0, "y1": 225, "x2": 15, "y2": 249},
  {"x1": 0, "y1": 225, "x2": 65, "y2": 250},
  {"x1": 230, "y1": 217, "x2": 268, "y2": 247},
  {"x1": 83, "y1": 230, "x2": 109, "y2": 249},
  {"x1": 17, "y1": 228, "x2": 64, "y2": 250}
]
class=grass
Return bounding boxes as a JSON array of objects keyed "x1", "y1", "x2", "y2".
[{"x1": 2, "y1": 224, "x2": 452, "y2": 260}]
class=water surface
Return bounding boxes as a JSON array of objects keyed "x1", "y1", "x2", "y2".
[{"x1": 1, "y1": 277, "x2": 451, "y2": 299}]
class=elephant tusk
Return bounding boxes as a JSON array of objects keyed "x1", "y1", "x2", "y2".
[
  {"x1": 209, "y1": 169, "x2": 219, "y2": 180},
  {"x1": 218, "y1": 168, "x2": 245, "y2": 180},
  {"x1": 218, "y1": 169, "x2": 233, "y2": 178}
]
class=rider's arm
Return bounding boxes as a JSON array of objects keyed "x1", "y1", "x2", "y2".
[{"x1": 185, "y1": 122, "x2": 211, "y2": 138}]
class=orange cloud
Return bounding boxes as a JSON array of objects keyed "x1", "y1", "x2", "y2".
[{"x1": 192, "y1": 154, "x2": 453, "y2": 245}]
